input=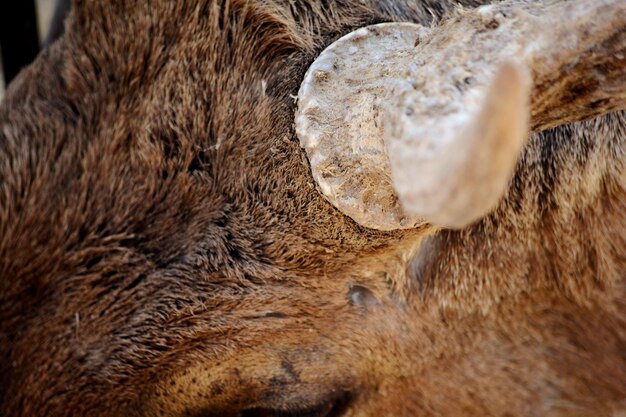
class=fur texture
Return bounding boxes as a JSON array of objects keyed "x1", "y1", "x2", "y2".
[{"x1": 0, "y1": 1, "x2": 624, "y2": 416}]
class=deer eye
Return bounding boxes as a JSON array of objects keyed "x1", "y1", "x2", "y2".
[{"x1": 239, "y1": 394, "x2": 351, "y2": 417}]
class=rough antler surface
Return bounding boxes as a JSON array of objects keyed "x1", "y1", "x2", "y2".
[{"x1": 296, "y1": 0, "x2": 626, "y2": 229}]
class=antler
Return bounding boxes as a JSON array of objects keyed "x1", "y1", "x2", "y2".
[{"x1": 296, "y1": 0, "x2": 626, "y2": 230}]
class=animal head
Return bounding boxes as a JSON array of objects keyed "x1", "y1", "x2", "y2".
[{"x1": 0, "y1": 1, "x2": 624, "y2": 416}]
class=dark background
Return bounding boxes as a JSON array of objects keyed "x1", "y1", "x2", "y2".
[{"x1": 0, "y1": 0, "x2": 68, "y2": 98}]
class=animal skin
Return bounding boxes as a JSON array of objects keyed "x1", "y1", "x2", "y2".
[{"x1": 0, "y1": 1, "x2": 624, "y2": 416}]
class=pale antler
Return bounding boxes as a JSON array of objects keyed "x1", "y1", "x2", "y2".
[{"x1": 296, "y1": 0, "x2": 626, "y2": 230}]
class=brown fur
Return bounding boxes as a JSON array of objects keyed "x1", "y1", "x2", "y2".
[{"x1": 0, "y1": 1, "x2": 624, "y2": 416}]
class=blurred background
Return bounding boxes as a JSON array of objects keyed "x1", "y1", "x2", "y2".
[{"x1": 0, "y1": 0, "x2": 62, "y2": 99}]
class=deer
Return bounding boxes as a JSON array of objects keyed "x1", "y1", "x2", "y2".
[{"x1": 0, "y1": 0, "x2": 624, "y2": 416}]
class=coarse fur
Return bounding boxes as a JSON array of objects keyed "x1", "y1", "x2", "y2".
[{"x1": 0, "y1": 1, "x2": 624, "y2": 416}]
